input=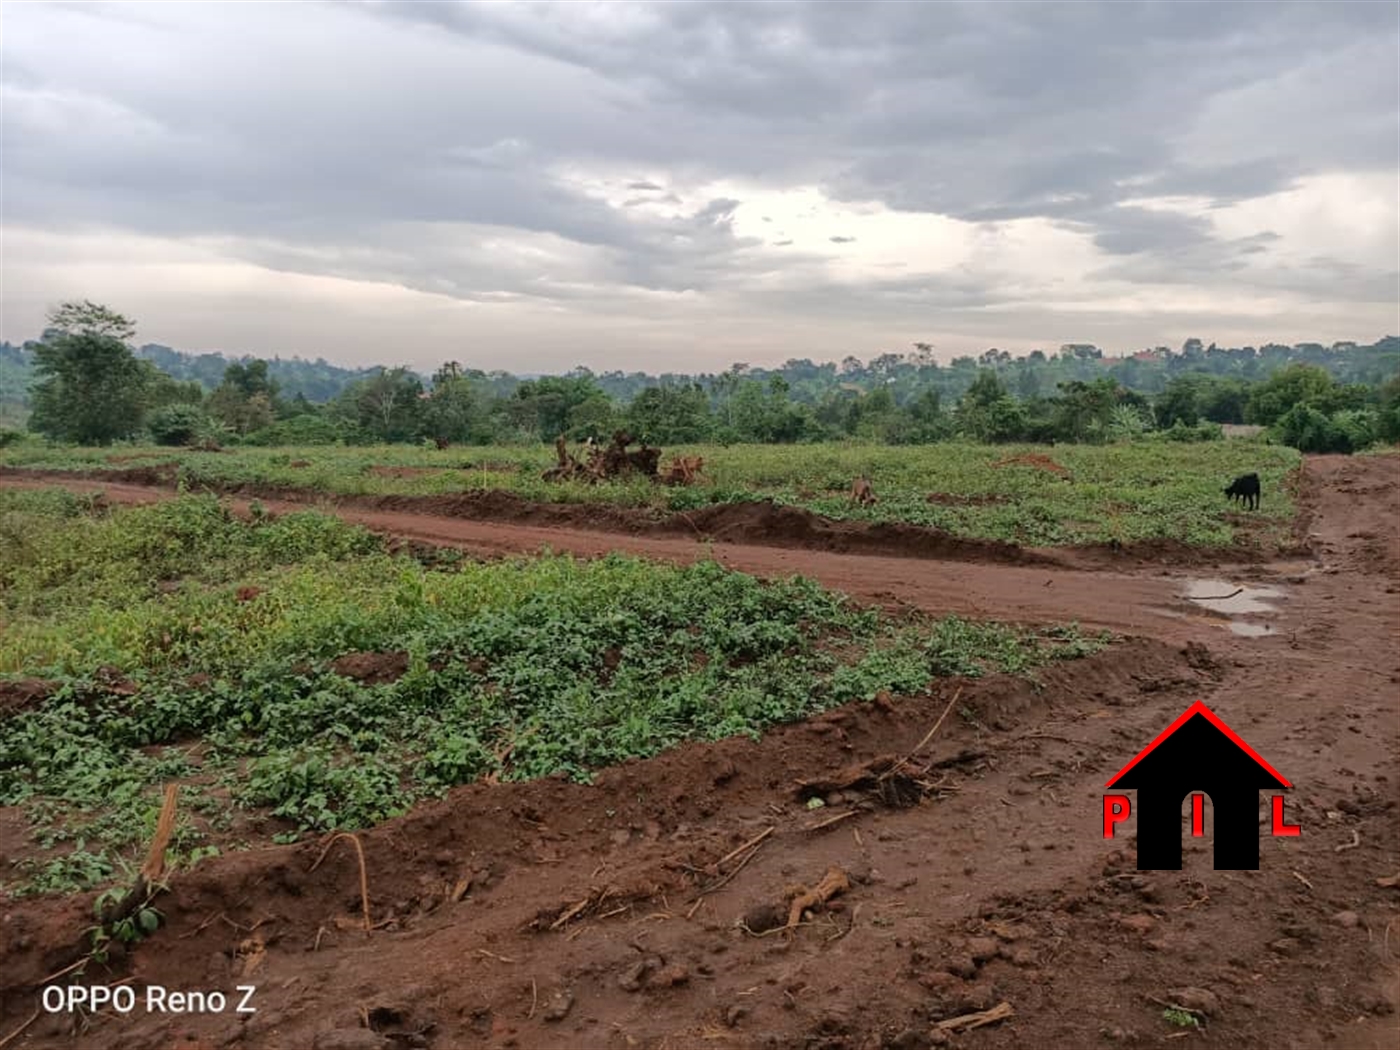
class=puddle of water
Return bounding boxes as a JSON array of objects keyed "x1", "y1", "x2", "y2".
[
  {"x1": 1182, "y1": 578, "x2": 1284, "y2": 616},
  {"x1": 1227, "y1": 622, "x2": 1276, "y2": 637}
]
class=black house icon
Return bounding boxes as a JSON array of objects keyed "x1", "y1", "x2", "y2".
[{"x1": 1106, "y1": 701, "x2": 1291, "y2": 870}]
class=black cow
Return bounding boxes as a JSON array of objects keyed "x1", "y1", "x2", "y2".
[{"x1": 1224, "y1": 472, "x2": 1261, "y2": 511}]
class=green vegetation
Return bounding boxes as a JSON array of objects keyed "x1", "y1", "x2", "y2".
[
  {"x1": 1, "y1": 439, "x2": 1301, "y2": 547},
  {"x1": 0, "y1": 492, "x2": 1109, "y2": 897},
  {"x1": 4, "y1": 303, "x2": 1394, "y2": 454},
  {"x1": 1162, "y1": 1008, "x2": 1201, "y2": 1029}
]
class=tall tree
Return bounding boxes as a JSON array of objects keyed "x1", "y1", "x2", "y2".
[
  {"x1": 27, "y1": 301, "x2": 148, "y2": 445},
  {"x1": 209, "y1": 359, "x2": 280, "y2": 434}
]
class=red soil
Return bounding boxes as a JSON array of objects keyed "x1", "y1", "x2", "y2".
[{"x1": 0, "y1": 455, "x2": 1396, "y2": 1049}]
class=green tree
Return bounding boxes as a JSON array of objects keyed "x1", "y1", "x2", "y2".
[
  {"x1": 956, "y1": 370, "x2": 1025, "y2": 442},
  {"x1": 1155, "y1": 376, "x2": 1202, "y2": 427},
  {"x1": 1378, "y1": 375, "x2": 1400, "y2": 445},
  {"x1": 144, "y1": 365, "x2": 206, "y2": 411},
  {"x1": 1052, "y1": 378, "x2": 1121, "y2": 443},
  {"x1": 509, "y1": 375, "x2": 607, "y2": 441},
  {"x1": 625, "y1": 384, "x2": 712, "y2": 443},
  {"x1": 27, "y1": 301, "x2": 149, "y2": 445},
  {"x1": 1246, "y1": 364, "x2": 1340, "y2": 425},
  {"x1": 342, "y1": 367, "x2": 424, "y2": 442},
  {"x1": 209, "y1": 360, "x2": 281, "y2": 434},
  {"x1": 421, "y1": 367, "x2": 495, "y2": 445}
]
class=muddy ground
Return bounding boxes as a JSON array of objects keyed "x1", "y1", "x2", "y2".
[{"x1": 0, "y1": 454, "x2": 1397, "y2": 1050}]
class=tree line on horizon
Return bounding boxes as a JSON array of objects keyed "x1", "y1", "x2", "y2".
[{"x1": 3, "y1": 301, "x2": 1398, "y2": 455}]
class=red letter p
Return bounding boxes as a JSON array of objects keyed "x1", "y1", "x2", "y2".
[{"x1": 1103, "y1": 794, "x2": 1131, "y2": 838}]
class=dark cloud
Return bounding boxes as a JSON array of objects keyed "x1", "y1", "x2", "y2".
[{"x1": 1, "y1": 0, "x2": 1396, "y2": 355}]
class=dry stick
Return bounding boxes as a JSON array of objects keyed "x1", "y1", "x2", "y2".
[
  {"x1": 934, "y1": 1001, "x2": 1014, "y2": 1032},
  {"x1": 698, "y1": 839, "x2": 768, "y2": 896},
  {"x1": 1192, "y1": 588, "x2": 1244, "y2": 600},
  {"x1": 882, "y1": 686, "x2": 964, "y2": 781},
  {"x1": 528, "y1": 979, "x2": 538, "y2": 1020},
  {"x1": 714, "y1": 827, "x2": 775, "y2": 870},
  {"x1": 549, "y1": 897, "x2": 592, "y2": 932},
  {"x1": 1336, "y1": 829, "x2": 1361, "y2": 853},
  {"x1": 36, "y1": 957, "x2": 90, "y2": 986},
  {"x1": 805, "y1": 810, "x2": 859, "y2": 832},
  {"x1": 1291, "y1": 870, "x2": 1314, "y2": 890},
  {"x1": 310, "y1": 833, "x2": 372, "y2": 932}
]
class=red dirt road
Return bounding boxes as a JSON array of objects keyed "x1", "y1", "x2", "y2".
[
  {"x1": 0, "y1": 473, "x2": 1227, "y2": 637},
  {"x1": 1, "y1": 455, "x2": 1398, "y2": 1050}
]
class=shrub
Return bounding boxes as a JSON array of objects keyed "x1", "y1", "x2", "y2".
[
  {"x1": 1160, "y1": 420, "x2": 1224, "y2": 443},
  {"x1": 1331, "y1": 409, "x2": 1379, "y2": 453},
  {"x1": 1271, "y1": 404, "x2": 1352, "y2": 453},
  {"x1": 147, "y1": 405, "x2": 214, "y2": 447}
]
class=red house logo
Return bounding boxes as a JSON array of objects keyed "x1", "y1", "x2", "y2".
[{"x1": 1103, "y1": 701, "x2": 1299, "y2": 870}]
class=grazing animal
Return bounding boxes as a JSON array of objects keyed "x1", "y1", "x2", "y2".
[
  {"x1": 1224, "y1": 472, "x2": 1261, "y2": 511},
  {"x1": 662, "y1": 455, "x2": 705, "y2": 486},
  {"x1": 850, "y1": 477, "x2": 878, "y2": 506}
]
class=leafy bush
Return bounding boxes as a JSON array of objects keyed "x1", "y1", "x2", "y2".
[
  {"x1": 147, "y1": 404, "x2": 214, "y2": 447},
  {"x1": 1105, "y1": 404, "x2": 1153, "y2": 442},
  {"x1": 243, "y1": 415, "x2": 356, "y2": 446},
  {"x1": 1159, "y1": 420, "x2": 1224, "y2": 443},
  {"x1": 1269, "y1": 404, "x2": 1377, "y2": 453},
  {"x1": 1331, "y1": 410, "x2": 1379, "y2": 453}
]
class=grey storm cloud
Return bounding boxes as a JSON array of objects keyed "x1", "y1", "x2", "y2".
[{"x1": 1, "y1": 0, "x2": 1397, "y2": 356}]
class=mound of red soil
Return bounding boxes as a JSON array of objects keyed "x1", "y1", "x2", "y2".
[
  {"x1": 681, "y1": 499, "x2": 1051, "y2": 565},
  {"x1": 992, "y1": 452, "x2": 1071, "y2": 478},
  {"x1": 330, "y1": 650, "x2": 410, "y2": 685},
  {"x1": 0, "y1": 678, "x2": 54, "y2": 717},
  {"x1": 363, "y1": 491, "x2": 1056, "y2": 566}
]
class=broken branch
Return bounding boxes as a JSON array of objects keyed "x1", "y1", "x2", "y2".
[
  {"x1": 934, "y1": 1001, "x2": 1014, "y2": 1032},
  {"x1": 882, "y1": 686, "x2": 963, "y2": 781}
]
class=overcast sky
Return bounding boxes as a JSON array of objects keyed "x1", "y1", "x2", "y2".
[{"x1": 3, "y1": 0, "x2": 1397, "y2": 373}]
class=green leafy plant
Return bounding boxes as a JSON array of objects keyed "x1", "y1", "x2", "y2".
[{"x1": 1162, "y1": 1007, "x2": 1201, "y2": 1028}]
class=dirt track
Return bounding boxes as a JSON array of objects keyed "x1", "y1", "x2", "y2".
[{"x1": 1, "y1": 455, "x2": 1398, "y2": 1050}]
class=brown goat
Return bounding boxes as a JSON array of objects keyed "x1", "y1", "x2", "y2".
[{"x1": 850, "y1": 477, "x2": 878, "y2": 506}]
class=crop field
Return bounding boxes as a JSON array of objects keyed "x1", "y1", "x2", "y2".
[
  {"x1": 0, "y1": 489, "x2": 1108, "y2": 898},
  {"x1": 1, "y1": 438, "x2": 1301, "y2": 546}
]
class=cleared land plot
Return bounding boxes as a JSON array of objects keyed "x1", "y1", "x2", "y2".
[
  {"x1": 1, "y1": 439, "x2": 1302, "y2": 546},
  {"x1": 0, "y1": 490, "x2": 1106, "y2": 897}
]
